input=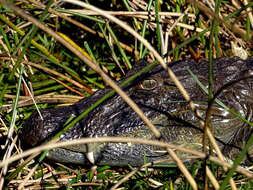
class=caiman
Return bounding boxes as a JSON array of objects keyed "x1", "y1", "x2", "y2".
[{"x1": 20, "y1": 57, "x2": 253, "y2": 166}]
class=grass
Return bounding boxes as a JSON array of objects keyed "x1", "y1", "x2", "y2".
[{"x1": 0, "y1": 0, "x2": 253, "y2": 189}]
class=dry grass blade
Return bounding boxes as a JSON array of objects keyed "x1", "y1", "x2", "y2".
[
  {"x1": 1, "y1": 1, "x2": 164, "y2": 139},
  {"x1": 64, "y1": 9, "x2": 196, "y2": 17},
  {"x1": 60, "y1": 0, "x2": 200, "y2": 188},
  {"x1": 1, "y1": 0, "x2": 252, "y2": 189},
  {"x1": 23, "y1": 61, "x2": 93, "y2": 94},
  {"x1": 17, "y1": 164, "x2": 38, "y2": 190},
  {"x1": 190, "y1": 0, "x2": 252, "y2": 38},
  {"x1": 111, "y1": 156, "x2": 202, "y2": 189},
  {"x1": 243, "y1": 0, "x2": 253, "y2": 28},
  {"x1": 27, "y1": 0, "x2": 138, "y2": 56},
  {"x1": 165, "y1": 147, "x2": 197, "y2": 189},
  {"x1": 206, "y1": 166, "x2": 219, "y2": 190},
  {"x1": 0, "y1": 137, "x2": 253, "y2": 178},
  {"x1": 1, "y1": 94, "x2": 82, "y2": 111}
]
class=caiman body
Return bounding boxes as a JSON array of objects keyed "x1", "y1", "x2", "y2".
[{"x1": 21, "y1": 57, "x2": 253, "y2": 166}]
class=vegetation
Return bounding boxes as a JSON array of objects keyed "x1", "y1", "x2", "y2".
[{"x1": 0, "y1": 0, "x2": 252, "y2": 189}]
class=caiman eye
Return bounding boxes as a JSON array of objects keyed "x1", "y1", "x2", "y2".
[{"x1": 140, "y1": 79, "x2": 157, "y2": 90}]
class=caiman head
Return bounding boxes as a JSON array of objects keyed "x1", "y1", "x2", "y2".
[{"x1": 20, "y1": 57, "x2": 253, "y2": 166}]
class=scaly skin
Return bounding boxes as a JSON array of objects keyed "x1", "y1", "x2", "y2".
[{"x1": 20, "y1": 57, "x2": 253, "y2": 166}]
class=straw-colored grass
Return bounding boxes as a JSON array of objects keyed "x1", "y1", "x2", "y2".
[{"x1": 0, "y1": 0, "x2": 252, "y2": 189}]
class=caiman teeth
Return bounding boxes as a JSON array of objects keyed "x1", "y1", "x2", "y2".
[{"x1": 86, "y1": 152, "x2": 95, "y2": 164}]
